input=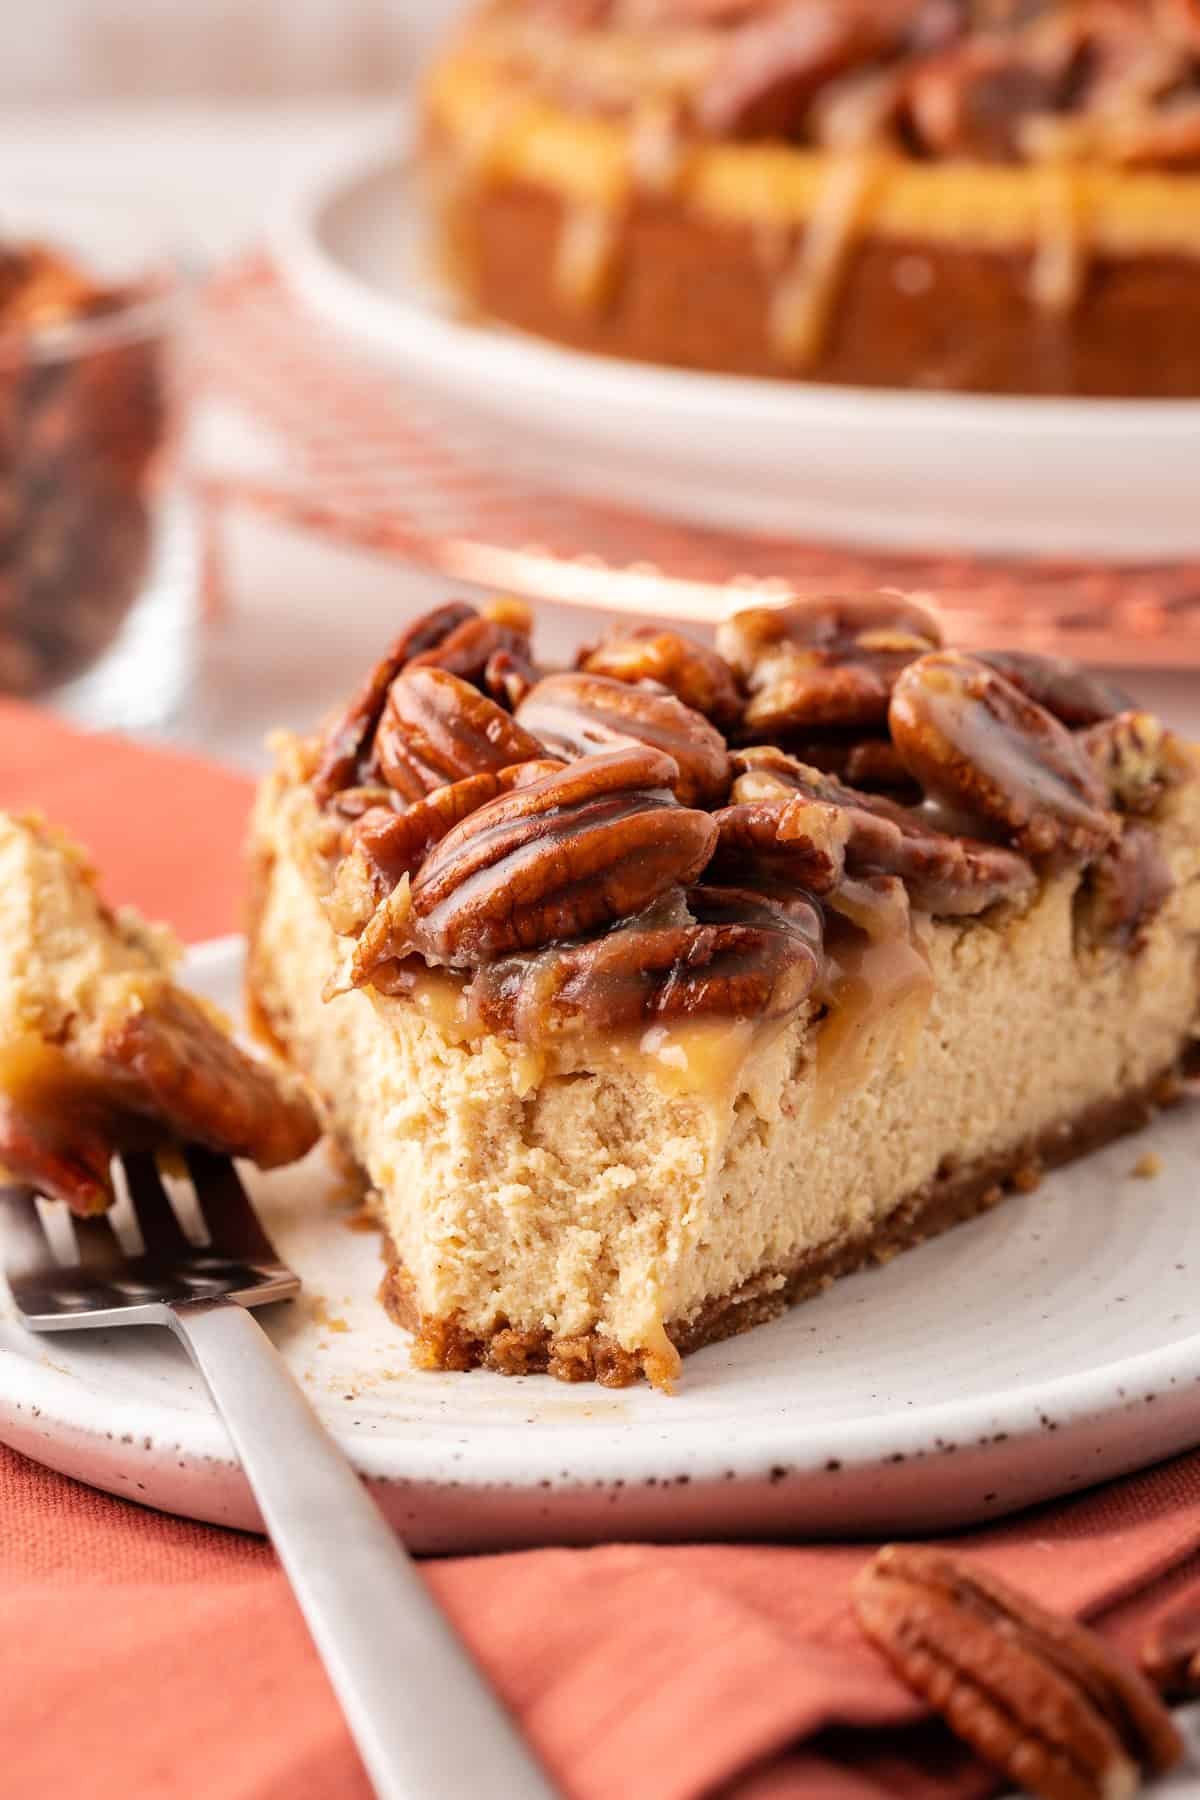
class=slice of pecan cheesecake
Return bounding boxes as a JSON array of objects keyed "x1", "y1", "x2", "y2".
[
  {"x1": 248, "y1": 594, "x2": 1200, "y2": 1388},
  {"x1": 0, "y1": 812, "x2": 319, "y2": 1215}
]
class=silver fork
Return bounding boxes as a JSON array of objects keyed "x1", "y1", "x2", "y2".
[{"x1": 2, "y1": 1148, "x2": 558, "y2": 1800}]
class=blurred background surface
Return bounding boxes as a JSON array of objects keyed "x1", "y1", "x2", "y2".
[
  {"x1": 2, "y1": 0, "x2": 1197, "y2": 764},
  {"x1": 0, "y1": 1, "x2": 460, "y2": 99}
]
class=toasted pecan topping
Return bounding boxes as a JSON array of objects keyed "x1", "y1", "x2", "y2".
[
  {"x1": 889, "y1": 650, "x2": 1116, "y2": 859},
  {"x1": 352, "y1": 747, "x2": 719, "y2": 973},
  {"x1": 1141, "y1": 1584, "x2": 1200, "y2": 1701},
  {"x1": 101, "y1": 991, "x2": 319, "y2": 1172},
  {"x1": 517, "y1": 668, "x2": 732, "y2": 805},
  {"x1": 509, "y1": 0, "x2": 1200, "y2": 169},
  {"x1": 0, "y1": 1096, "x2": 117, "y2": 1217},
  {"x1": 578, "y1": 624, "x2": 743, "y2": 726},
  {"x1": 976, "y1": 651, "x2": 1133, "y2": 729},
  {"x1": 728, "y1": 744, "x2": 1035, "y2": 914},
  {"x1": 326, "y1": 761, "x2": 565, "y2": 935},
  {"x1": 1080, "y1": 710, "x2": 1193, "y2": 816},
  {"x1": 306, "y1": 591, "x2": 1188, "y2": 1039},
  {"x1": 1076, "y1": 821, "x2": 1174, "y2": 949},
  {"x1": 713, "y1": 795, "x2": 851, "y2": 894},
  {"x1": 324, "y1": 784, "x2": 397, "y2": 822},
  {"x1": 312, "y1": 602, "x2": 477, "y2": 803},
  {"x1": 371, "y1": 667, "x2": 546, "y2": 801},
  {"x1": 696, "y1": 0, "x2": 922, "y2": 138},
  {"x1": 464, "y1": 883, "x2": 823, "y2": 1035},
  {"x1": 0, "y1": 991, "x2": 319, "y2": 1217},
  {"x1": 484, "y1": 647, "x2": 537, "y2": 710},
  {"x1": 407, "y1": 604, "x2": 539, "y2": 696},
  {"x1": 791, "y1": 733, "x2": 922, "y2": 798},
  {"x1": 854, "y1": 1545, "x2": 1182, "y2": 1800},
  {"x1": 718, "y1": 593, "x2": 943, "y2": 737}
]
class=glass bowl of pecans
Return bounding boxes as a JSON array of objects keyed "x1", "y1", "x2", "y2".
[{"x1": 0, "y1": 238, "x2": 195, "y2": 729}]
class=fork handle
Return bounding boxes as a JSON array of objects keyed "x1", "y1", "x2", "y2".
[{"x1": 167, "y1": 1298, "x2": 559, "y2": 1800}]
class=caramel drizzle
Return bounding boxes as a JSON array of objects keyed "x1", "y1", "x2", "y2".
[
  {"x1": 554, "y1": 202, "x2": 626, "y2": 311},
  {"x1": 766, "y1": 149, "x2": 884, "y2": 372},
  {"x1": 628, "y1": 97, "x2": 686, "y2": 197},
  {"x1": 540, "y1": 135, "x2": 1097, "y2": 372},
  {"x1": 808, "y1": 880, "x2": 933, "y2": 1127},
  {"x1": 552, "y1": 98, "x2": 684, "y2": 312},
  {"x1": 1030, "y1": 159, "x2": 1090, "y2": 315}
]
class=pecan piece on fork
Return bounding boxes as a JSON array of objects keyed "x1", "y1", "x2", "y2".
[
  {"x1": 351, "y1": 746, "x2": 719, "y2": 977},
  {"x1": 1141, "y1": 1585, "x2": 1200, "y2": 1702},
  {"x1": 854, "y1": 1546, "x2": 1182, "y2": 1800}
]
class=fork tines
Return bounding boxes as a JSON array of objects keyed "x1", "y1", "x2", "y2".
[{"x1": 1, "y1": 1150, "x2": 298, "y2": 1329}]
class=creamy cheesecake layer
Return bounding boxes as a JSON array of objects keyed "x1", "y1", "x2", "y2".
[
  {"x1": 250, "y1": 761, "x2": 1200, "y2": 1386},
  {"x1": 0, "y1": 813, "x2": 182, "y2": 1054}
]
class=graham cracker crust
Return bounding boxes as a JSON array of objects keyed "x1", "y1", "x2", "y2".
[
  {"x1": 443, "y1": 178, "x2": 1200, "y2": 396},
  {"x1": 378, "y1": 1066, "x2": 1192, "y2": 1390}
]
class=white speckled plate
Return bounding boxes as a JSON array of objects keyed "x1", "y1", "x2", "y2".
[{"x1": 2, "y1": 936, "x2": 1200, "y2": 1551}]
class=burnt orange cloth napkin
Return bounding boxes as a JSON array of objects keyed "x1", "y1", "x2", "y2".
[{"x1": 3, "y1": 697, "x2": 1200, "y2": 1800}]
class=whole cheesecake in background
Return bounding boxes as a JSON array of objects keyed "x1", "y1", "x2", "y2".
[
  {"x1": 421, "y1": 0, "x2": 1200, "y2": 393},
  {"x1": 249, "y1": 594, "x2": 1200, "y2": 1389}
]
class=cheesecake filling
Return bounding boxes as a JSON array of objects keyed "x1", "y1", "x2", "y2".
[{"x1": 251, "y1": 760, "x2": 1200, "y2": 1387}]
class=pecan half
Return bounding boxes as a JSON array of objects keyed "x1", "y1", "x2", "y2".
[
  {"x1": 905, "y1": 35, "x2": 1063, "y2": 160},
  {"x1": 889, "y1": 651, "x2": 1115, "y2": 859},
  {"x1": 0, "y1": 1095, "x2": 118, "y2": 1216},
  {"x1": 407, "y1": 600, "x2": 538, "y2": 700},
  {"x1": 325, "y1": 784, "x2": 397, "y2": 823},
  {"x1": 311, "y1": 601, "x2": 476, "y2": 803},
  {"x1": 792, "y1": 733, "x2": 923, "y2": 799},
  {"x1": 1080, "y1": 711, "x2": 1193, "y2": 817},
  {"x1": 353, "y1": 747, "x2": 719, "y2": 974},
  {"x1": 578, "y1": 625, "x2": 742, "y2": 728},
  {"x1": 854, "y1": 1545, "x2": 1182, "y2": 1800},
  {"x1": 516, "y1": 670, "x2": 732, "y2": 807},
  {"x1": 713, "y1": 797, "x2": 850, "y2": 895},
  {"x1": 371, "y1": 668, "x2": 546, "y2": 802},
  {"x1": 729, "y1": 746, "x2": 1035, "y2": 915},
  {"x1": 464, "y1": 884, "x2": 823, "y2": 1036},
  {"x1": 100, "y1": 990, "x2": 320, "y2": 1173},
  {"x1": 1075, "y1": 823, "x2": 1174, "y2": 950},
  {"x1": 696, "y1": 0, "x2": 920, "y2": 138},
  {"x1": 325, "y1": 761, "x2": 564, "y2": 936},
  {"x1": 976, "y1": 651, "x2": 1133, "y2": 729},
  {"x1": 0, "y1": 991, "x2": 320, "y2": 1216},
  {"x1": 717, "y1": 593, "x2": 943, "y2": 738},
  {"x1": 484, "y1": 648, "x2": 536, "y2": 711},
  {"x1": 1141, "y1": 1585, "x2": 1200, "y2": 1701}
]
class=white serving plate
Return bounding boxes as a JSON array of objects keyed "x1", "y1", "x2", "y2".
[
  {"x1": 2, "y1": 936, "x2": 1200, "y2": 1552},
  {"x1": 272, "y1": 143, "x2": 1200, "y2": 560}
]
